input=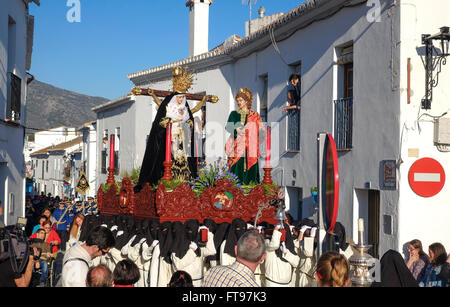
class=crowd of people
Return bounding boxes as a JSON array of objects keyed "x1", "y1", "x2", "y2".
[{"x1": 1, "y1": 194, "x2": 449, "y2": 288}]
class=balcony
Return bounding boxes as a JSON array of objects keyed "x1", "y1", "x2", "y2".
[{"x1": 334, "y1": 97, "x2": 353, "y2": 150}]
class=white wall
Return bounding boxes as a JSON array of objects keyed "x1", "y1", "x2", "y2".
[{"x1": 0, "y1": 0, "x2": 34, "y2": 225}]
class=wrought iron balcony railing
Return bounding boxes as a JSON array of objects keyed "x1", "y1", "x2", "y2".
[{"x1": 334, "y1": 97, "x2": 353, "y2": 150}]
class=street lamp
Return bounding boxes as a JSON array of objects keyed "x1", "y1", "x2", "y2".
[{"x1": 421, "y1": 26, "x2": 450, "y2": 109}]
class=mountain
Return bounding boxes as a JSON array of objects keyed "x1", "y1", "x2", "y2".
[{"x1": 25, "y1": 80, "x2": 109, "y2": 131}]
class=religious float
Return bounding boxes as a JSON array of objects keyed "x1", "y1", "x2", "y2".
[{"x1": 96, "y1": 66, "x2": 282, "y2": 225}]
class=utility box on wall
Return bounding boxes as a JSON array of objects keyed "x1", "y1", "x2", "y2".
[{"x1": 434, "y1": 117, "x2": 450, "y2": 145}]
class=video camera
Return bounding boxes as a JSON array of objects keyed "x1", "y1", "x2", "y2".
[{"x1": 0, "y1": 217, "x2": 39, "y2": 275}]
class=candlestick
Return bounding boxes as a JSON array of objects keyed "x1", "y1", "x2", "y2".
[
  {"x1": 266, "y1": 126, "x2": 271, "y2": 167},
  {"x1": 165, "y1": 123, "x2": 172, "y2": 162}
]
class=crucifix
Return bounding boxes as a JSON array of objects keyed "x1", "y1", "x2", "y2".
[{"x1": 130, "y1": 66, "x2": 219, "y2": 114}]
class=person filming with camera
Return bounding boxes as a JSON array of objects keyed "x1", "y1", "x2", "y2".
[{"x1": 0, "y1": 228, "x2": 41, "y2": 287}]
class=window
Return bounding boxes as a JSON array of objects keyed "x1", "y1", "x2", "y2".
[
  {"x1": 101, "y1": 150, "x2": 107, "y2": 174},
  {"x1": 334, "y1": 44, "x2": 353, "y2": 150},
  {"x1": 7, "y1": 16, "x2": 20, "y2": 121},
  {"x1": 9, "y1": 193, "x2": 15, "y2": 215},
  {"x1": 259, "y1": 74, "x2": 268, "y2": 123},
  {"x1": 46, "y1": 160, "x2": 49, "y2": 173}
]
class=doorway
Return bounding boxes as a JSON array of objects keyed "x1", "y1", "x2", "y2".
[{"x1": 354, "y1": 189, "x2": 380, "y2": 258}]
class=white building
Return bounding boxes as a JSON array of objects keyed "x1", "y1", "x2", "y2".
[
  {"x1": 95, "y1": 0, "x2": 450, "y2": 258},
  {"x1": 30, "y1": 136, "x2": 82, "y2": 198},
  {"x1": 25, "y1": 126, "x2": 79, "y2": 162},
  {"x1": 78, "y1": 121, "x2": 97, "y2": 198},
  {"x1": 0, "y1": 0, "x2": 39, "y2": 226}
]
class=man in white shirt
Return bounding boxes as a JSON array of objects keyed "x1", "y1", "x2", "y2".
[{"x1": 60, "y1": 226, "x2": 115, "y2": 287}]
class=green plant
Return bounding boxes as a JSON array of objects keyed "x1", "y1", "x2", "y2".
[{"x1": 189, "y1": 158, "x2": 243, "y2": 198}]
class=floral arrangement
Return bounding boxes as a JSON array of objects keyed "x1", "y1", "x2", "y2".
[{"x1": 189, "y1": 158, "x2": 243, "y2": 197}]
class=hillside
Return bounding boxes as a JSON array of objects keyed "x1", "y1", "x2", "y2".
[{"x1": 25, "y1": 80, "x2": 109, "y2": 131}]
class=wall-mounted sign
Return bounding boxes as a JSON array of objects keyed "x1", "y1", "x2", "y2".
[
  {"x1": 382, "y1": 160, "x2": 397, "y2": 190},
  {"x1": 408, "y1": 157, "x2": 445, "y2": 197}
]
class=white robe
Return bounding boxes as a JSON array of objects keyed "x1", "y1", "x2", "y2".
[
  {"x1": 171, "y1": 231, "x2": 216, "y2": 287},
  {"x1": 127, "y1": 242, "x2": 151, "y2": 287},
  {"x1": 296, "y1": 236, "x2": 316, "y2": 287},
  {"x1": 149, "y1": 244, "x2": 174, "y2": 287},
  {"x1": 264, "y1": 230, "x2": 300, "y2": 287}
]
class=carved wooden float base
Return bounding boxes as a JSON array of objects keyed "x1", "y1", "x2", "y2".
[{"x1": 97, "y1": 178, "x2": 280, "y2": 224}]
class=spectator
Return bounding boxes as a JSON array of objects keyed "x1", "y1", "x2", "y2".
[
  {"x1": 86, "y1": 264, "x2": 113, "y2": 287},
  {"x1": 168, "y1": 270, "x2": 193, "y2": 287},
  {"x1": 315, "y1": 251, "x2": 350, "y2": 287},
  {"x1": 112, "y1": 259, "x2": 140, "y2": 287},
  {"x1": 283, "y1": 74, "x2": 301, "y2": 113},
  {"x1": 405, "y1": 239, "x2": 429, "y2": 281},
  {"x1": 202, "y1": 230, "x2": 266, "y2": 287},
  {"x1": 379, "y1": 250, "x2": 418, "y2": 287},
  {"x1": 0, "y1": 235, "x2": 40, "y2": 287},
  {"x1": 31, "y1": 215, "x2": 48, "y2": 234},
  {"x1": 66, "y1": 214, "x2": 84, "y2": 250},
  {"x1": 30, "y1": 220, "x2": 61, "y2": 254},
  {"x1": 29, "y1": 229, "x2": 54, "y2": 285},
  {"x1": 420, "y1": 243, "x2": 448, "y2": 287},
  {"x1": 60, "y1": 226, "x2": 115, "y2": 287},
  {"x1": 41, "y1": 207, "x2": 57, "y2": 227}
]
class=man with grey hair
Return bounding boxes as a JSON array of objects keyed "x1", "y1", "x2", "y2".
[
  {"x1": 86, "y1": 264, "x2": 113, "y2": 287},
  {"x1": 202, "y1": 230, "x2": 266, "y2": 287}
]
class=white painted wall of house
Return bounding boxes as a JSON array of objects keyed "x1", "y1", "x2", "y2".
[
  {"x1": 396, "y1": 0, "x2": 450, "y2": 257},
  {"x1": 0, "y1": 0, "x2": 35, "y2": 225}
]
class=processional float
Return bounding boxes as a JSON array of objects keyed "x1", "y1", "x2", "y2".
[{"x1": 97, "y1": 66, "x2": 281, "y2": 224}]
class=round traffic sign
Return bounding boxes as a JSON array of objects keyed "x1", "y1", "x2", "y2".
[
  {"x1": 324, "y1": 134, "x2": 339, "y2": 233},
  {"x1": 408, "y1": 157, "x2": 445, "y2": 197}
]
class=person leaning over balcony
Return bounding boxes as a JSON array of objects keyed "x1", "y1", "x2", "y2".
[{"x1": 283, "y1": 74, "x2": 301, "y2": 113}]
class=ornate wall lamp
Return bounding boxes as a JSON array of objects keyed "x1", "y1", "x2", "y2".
[{"x1": 421, "y1": 26, "x2": 450, "y2": 110}]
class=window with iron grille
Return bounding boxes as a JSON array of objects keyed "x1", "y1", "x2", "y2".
[
  {"x1": 7, "y1": 73, "x2": 21, "y2": 121},
  {"x1": 334, "y1": 47, "x2": 353, "y2": 150}
]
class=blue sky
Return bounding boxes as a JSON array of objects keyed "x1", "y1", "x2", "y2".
[{"x1": 29, "y1": 0, "x2": 305, "y2": 100}]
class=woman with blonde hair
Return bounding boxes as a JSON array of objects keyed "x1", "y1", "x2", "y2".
[
  {"x1": 66, "y1": 214, "x2": 84, "y2": 250},
  {"x1": 315, "y1": 251, "x2": 350, "y2": 287}
]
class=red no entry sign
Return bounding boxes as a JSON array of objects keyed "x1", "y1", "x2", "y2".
[{"x1": 408, "y1": 158, "x2": 445, "y2": 197}]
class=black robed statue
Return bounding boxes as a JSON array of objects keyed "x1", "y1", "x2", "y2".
[{"x1": 134, "y1": 66, "x2": 217, "y2": 193}]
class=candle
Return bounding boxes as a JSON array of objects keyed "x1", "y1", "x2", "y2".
[
  {"x1": 358, "y1": 218, "x2": 364, "y2": 245},
  {"x1": 109, "y1": 134, "x2": 115, "y2": 169},
  {"x1": 358, "y1": 218, "x2": 364, "y2": 232},
  {"x1": 165, "y1": 123, "x2": 172, "y2": 162},
  {"x1": 266, "y1": 126, "x2": 271, "y2": 167}
]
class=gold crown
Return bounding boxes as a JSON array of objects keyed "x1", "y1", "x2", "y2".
[
  {"x1": 172, "y1": 66, "x2": 194, "y2": 94},
  {"x1": 237, "y1": 87, "x2": 253, "y2": 102}
]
